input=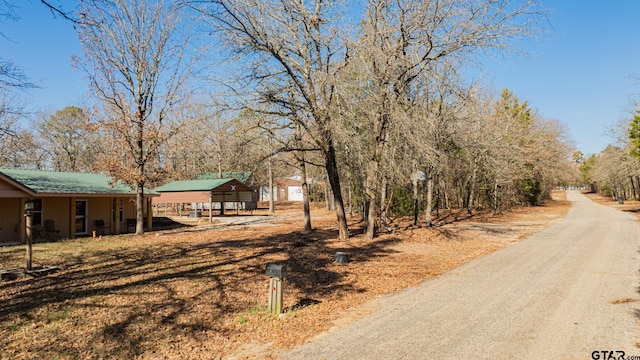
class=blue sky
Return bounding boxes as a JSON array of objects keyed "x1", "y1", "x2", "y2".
[
  {"x1": 1, "y1": 1, "x2": 86, "y2": 110},
  {"x1": 477, "y1": 1, "x2": 640, "y2": 155},
  {"x1": 1, "y1": 1, "x2": 639, "y2": 156}
]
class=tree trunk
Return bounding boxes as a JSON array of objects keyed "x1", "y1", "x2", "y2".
[
  {"x1": 380, "y1": 176, "x2": 387, "y2": 224},
  {"x1": 364, "y1": 159, "x2": 378, "y2": 240},
  {"x1": 295, "y1": 123, "x2": 312, "y2": 233},
  {"x1": 301, "y1": 158, "x2": 312, "y2": 233},
  {"x1": 442, "y1": 178, "x2": 449, "y2": 211},
  {"x1": 324, "y1": 141, "x2": 348, "y2": 239},
  {"x1": 435, "y1": 177, "x2": 441, "y2": 218},
  {"x1": 364, "y1": 109, "x2": 390, "y2": 240},
  {"x1": 467, "y1": 166, "x2": 477, "y2": 216},
  {"x1": 493, "y1": 182, "x2": 499, "y2": 215},
  {"x1": 136, "y1": 124, "x2": 145, "y2": 235},
  {"x1": 268, "y1": 156, "x2": 274, "y2": 214},
  {"x1": 425, "y1": 168, "x2": 433, "y2": 226},
  {"x1": 136, "y1": 179, "x2": 144, "y2": 235},
  {"x1": 324, "y1": 172, "x2": 331, "y2": 211},
  {"x1": 347, "y1": 174, "x2": 353, "y2": 217},
  {"x1": 362, "y1": 193, "x2": 369, "y2": 230},
  {"x1": 413, "y1": 169, "x2": 419, "y2": 226}
]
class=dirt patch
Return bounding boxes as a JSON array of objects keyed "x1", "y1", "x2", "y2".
[{"x1": 0, "y1": 192, "x2": 570, "y2": 359}]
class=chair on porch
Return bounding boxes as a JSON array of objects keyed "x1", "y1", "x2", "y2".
[
  {"x1": 43, "y1": 219, "x2": 61, "y2": 240},
  {"x1": 126, "y1": 218, "x2": 136, "y2": 233},
  {"x1": 94, "y1": 219, "x2": 110, "y2": 235}
]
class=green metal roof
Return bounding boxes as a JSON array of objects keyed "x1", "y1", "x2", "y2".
[
  {"x1": 0, "y1": 168, "x2": 139, "y2": 195},
  {"x1": 195, "y1": 171, "x2": 253, "y2": 184},
  {"x1": 153, "y1": 179, "x2": 233, "y2": 192}
]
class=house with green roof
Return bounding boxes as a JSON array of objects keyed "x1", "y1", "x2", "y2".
[
  {"x1": 0, "y1": 168, "x2": 156, "y2": 243},
  {"x1": 152, "y1": 178, "x2": 256, "y2": 219}
]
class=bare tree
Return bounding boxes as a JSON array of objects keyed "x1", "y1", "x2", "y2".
[
  {"x1": 348, "y1": 0, "x2": 546, "y2": 238},
  {"x1": 193, "y1": 0, "x2": 353, "y2": 239},
  {"x1": 0, "y1": 91, "x2": 20, "y2": 139},
  {"x1": 75, "y1": 0, "x2": 196, "y2": 235}
]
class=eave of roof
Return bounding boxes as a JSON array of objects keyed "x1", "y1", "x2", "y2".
[{"x1": 153, "y1": 179, "x2": 234, "y2": 192}]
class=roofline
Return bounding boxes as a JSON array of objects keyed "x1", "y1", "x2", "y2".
[
  {"x1": 31, "y1": 193, "x2": 159, "y2": 198},
  {"x1": 0, "y1": 169, "x2": 158, "y2": 197},
  {"x1": 153, "y1": 178, "x2": 246, "y2": 192},
  {"x1": 0, "y1": 173, "x2": 36, "y2": 196}
]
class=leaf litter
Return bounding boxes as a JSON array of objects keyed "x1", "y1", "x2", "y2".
[{"x1": 0, "y1": 194, "x2": 570, "y2": 359}]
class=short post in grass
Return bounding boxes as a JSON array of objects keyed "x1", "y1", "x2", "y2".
[{"x1": 265, "y1": 264, "x2": 287, "y2": 314}]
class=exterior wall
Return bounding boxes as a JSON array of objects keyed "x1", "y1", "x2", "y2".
[
  {"x1": 114, "y1": 197, "x2": 146, "y2": 234},
  {"x1": 0, "y1": 195, "x2": 149, "y2": 242},
  {"x1": 0, "y1": 198, "x2": 21, "y2": 242},
  {"x1": 42, "y1": 197, "x2": 72, "y2": 237},
  {"x1": 87, "y1": 197, "x2": 115, "y2": 235},
  {"x1": 153, "y1": 191, "x2": 210, "y2": 204}
]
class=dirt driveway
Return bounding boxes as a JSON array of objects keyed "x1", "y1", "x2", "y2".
[{"x1": 281, "y1": 191, "x2": 640, "y2": 359}]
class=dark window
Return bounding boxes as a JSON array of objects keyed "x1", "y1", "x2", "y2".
[{"x1": 32, "y1": 199, "x2": 43, "y2": 226}]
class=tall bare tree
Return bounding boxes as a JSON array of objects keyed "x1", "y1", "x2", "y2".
[
  {"x1": 348, "y1": 0, "x2": 546, "y2": 238},
  {"x1": 194, "y1": 0, "x2": 352, "y2": 239},
  {"x1": 75, "y1": 0, "x2": 195, "y2": 234}
]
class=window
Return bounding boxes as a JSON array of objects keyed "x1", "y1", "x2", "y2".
[
  {"x1": 112, "y1": 198, "x2": 124, "y2": 223},
  {"x1": 32, "y1": 199, "x2": 43, "y2": 227},
  {"x1": 75, "y1": 200, "x2": 87, "y2": 235}
]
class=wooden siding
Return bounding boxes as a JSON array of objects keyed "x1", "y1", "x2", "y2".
[
  {"x1": 153, "y1": 191, "x2": 211, "y2": 204},
  {"x1": 0, "y1": 198, "x2": 21, "y2": 242},
  {"x1": 42, "y1": 197, "x2": 71, "y2": 236}
]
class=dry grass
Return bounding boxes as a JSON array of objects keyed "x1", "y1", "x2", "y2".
[
  {"x1": 0, "y1": 192, "x2": 570, "y2": 359},
  {"x1": 583, "y1": 191, "x2": 640, "y2": 220}
]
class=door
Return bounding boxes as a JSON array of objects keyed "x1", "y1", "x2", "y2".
[
  {"x1": 287, "y1": 186, "x2": 304, "y2": 201},
  {"x1": 75, "y1": 200, "x2": 87, "y2": 235}
]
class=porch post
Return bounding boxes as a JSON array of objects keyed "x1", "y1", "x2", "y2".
[
  {"x1": 209, "y1": 192, "x2": 213, "y2": 223},
  {"x1": 69, "y1": 197, "x2": 76, "y2": 239},
  {"x1": 146, "y1": 197, "x2": 153, "y2": 232},
  {"x1": 18, "y1": 197, "x2": 26, "y2": 243},
  {"x1": 114, "y1": 198, "x2": 121, "y2": 235}
]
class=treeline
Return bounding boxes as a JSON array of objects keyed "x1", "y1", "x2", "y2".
[
  {"x1": 581, "y1": 110, "x2": 640, "y2": 201},
  {"x1": 0, "y1": 0, "x2": 577, "y2": 238}
]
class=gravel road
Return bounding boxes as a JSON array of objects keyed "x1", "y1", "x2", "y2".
[{"x1": 281, "y1": 191, "x2": 640, "y2": 359}]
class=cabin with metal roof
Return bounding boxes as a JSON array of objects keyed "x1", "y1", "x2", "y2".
[
  {"x1": 152, "y1": 178, "x2": 256, "y2": 220},
  {"x1": 0, "y1": 168, "x2": 156, "y2": 243}
]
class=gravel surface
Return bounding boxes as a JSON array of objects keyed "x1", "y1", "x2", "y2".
[{"x1": 281, "y1": 191, "x2": 640, "y2": 359}]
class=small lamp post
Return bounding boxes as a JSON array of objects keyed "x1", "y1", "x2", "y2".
[{"x1": 24, "y1": 199, "x2": 34, "y2": 271}]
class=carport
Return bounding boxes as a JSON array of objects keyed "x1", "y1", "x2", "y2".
[{"x1": 152, "y1": 178, "x2": 255, "y2": 222}]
